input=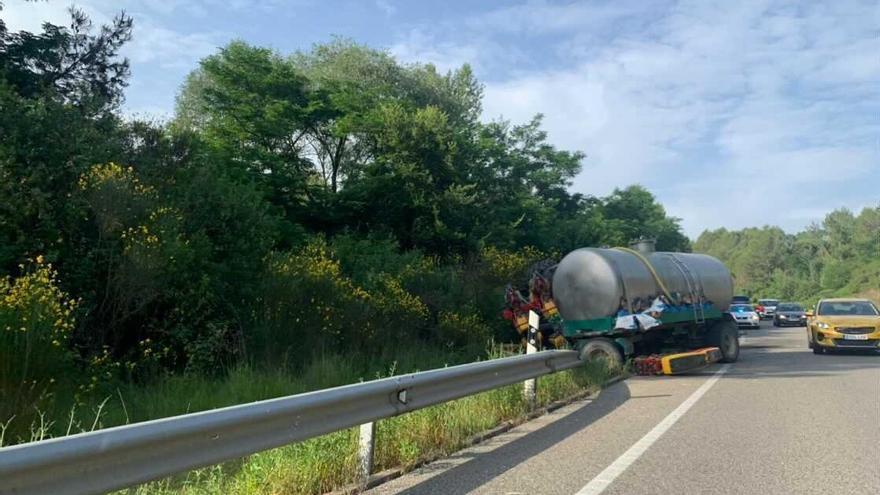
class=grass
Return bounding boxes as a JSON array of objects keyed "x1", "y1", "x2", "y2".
[
  {"x1": 123, "y1": 361, "x2": 613, "y2": 495},
  {"x1": 2, "y1": 342, "x2": 615, "y2": 495}
]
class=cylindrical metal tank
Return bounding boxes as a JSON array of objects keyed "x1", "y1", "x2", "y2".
[{"x1": 552, "y1": 248, "x2": 734, "y2": 321}]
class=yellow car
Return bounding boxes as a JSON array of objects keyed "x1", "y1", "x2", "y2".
[{"x1": 807, "y1": 298, "x2": 880, "y2": 354}]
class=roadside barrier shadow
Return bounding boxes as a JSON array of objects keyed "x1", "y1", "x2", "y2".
[{"x1": 389, "y1": 381, "x2": 631, "y2": 495}]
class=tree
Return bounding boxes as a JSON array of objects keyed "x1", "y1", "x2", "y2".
[
  {"x1": 290, "y1": 38, "x2": 402, "y2": 194},
  {"x1": 695, "y1": 207, "x2": 880, "y2": 304},
  {"x1": 601, "y1": 185, "x2": 691, "y2": 251},
  {"x1": 467, "y1": 115, "x2": 587, "y2": 251},
  {"x1": 853, "y1": 206, "x2": 880, "y2": 259},
  {"x1": 343, "y1": 103, "x2": 474, "y2": 253},
  {"x1": 0, "y1": 8, "x2": 134, "y2": 273},
  {"x1": 177, "y1": 42, "x2": 319, "y2": 218},
  {"x1": 0, "y1": 7, "x2": 132, "y2": 112}
]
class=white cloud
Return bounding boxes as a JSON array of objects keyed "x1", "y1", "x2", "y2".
[
  {"x1": 2, "y1": 0, "x2": 225, "y2": 70},
  {"x1": 389, "y1": 29, "x2": 481, "y2": 73},
  {"x1": 465, "y1": 0, "x2": 646, "y2": 36},
  {"x1": 2, "y1": 0, "x2": 227, "y2": 116},
  {"x1": 2, "y1": 0, "x2": 104, "y2": 31},
  {"x1": 123, "y1": 20, "x2": 224, "y2": 69},
  {"x1": 469, "y1": 0, "x2": 880, "y2": 236},
  {"x1": 375, "y1": 0, "x2": 396, "y2": 17},
  {"x1": 388, "y1": 28, "x2": 530, "y2": 76}
]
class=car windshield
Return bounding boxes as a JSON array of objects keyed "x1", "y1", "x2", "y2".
[
  {"x1": 817, "y1": 301, "x2": 879, "y2": 316},
  {"x1": 776, "y1": 303, "x2": 803, "y2": 312},
  {"x1": 731, "y1": 304, "x2": 754, "y2": 312},
  {"x1": 758, "y1": 299, "x2": 779, "y2": 306}
]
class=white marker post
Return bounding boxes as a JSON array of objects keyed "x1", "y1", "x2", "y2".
[
  {"x1": 523, "y1": 310, "x2": 540, "y2": 409},
  {"x1": 357, "y1": 421, "x2": 375, "y2": 487}
]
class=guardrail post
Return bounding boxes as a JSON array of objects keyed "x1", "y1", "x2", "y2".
[
  {"x1": 523, "y1": 310, "x2": 539, "y2": 409},
  {"x1": 357, "y1": 421, "x2": 376, "y2": 486}
]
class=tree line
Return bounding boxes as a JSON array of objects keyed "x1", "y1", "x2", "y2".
[
  {"x1": 695, "y1": 207, "x2": 880, "y2": 306},
  {"x1": 0, "y1": 5, "x2": 690, "y2": 409}
]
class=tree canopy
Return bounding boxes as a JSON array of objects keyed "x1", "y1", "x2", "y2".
[
  {"x1": 1, "y1": 10, "x2": 691, "y2": 381},
  {"x1": 694, "y1": 206, "x2": 880, "y2": 305}
]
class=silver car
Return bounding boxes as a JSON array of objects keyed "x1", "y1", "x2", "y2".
[{"x1": 730, "y1": 303, "x2": 761, "y2": 329}]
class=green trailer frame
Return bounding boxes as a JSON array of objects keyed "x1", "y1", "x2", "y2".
[
  {"x1": 561, "y1": 304, "x2": 725, "y2": 338},
  {"x1": 559, "y1": 304, "x2": 728, "y2": 360}
]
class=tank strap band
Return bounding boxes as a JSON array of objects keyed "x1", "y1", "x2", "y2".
[{"x1": 614, "y1": 246, "x2": 674, "y2": 302}]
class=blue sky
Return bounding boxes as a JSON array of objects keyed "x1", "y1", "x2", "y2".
[{"x1": 4, "y1": 0, "x2": 879, "y2": 237}]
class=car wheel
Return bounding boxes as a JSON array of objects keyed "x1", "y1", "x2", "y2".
[
  {"x1": 813, "y1": 344, "x2": 825, "y2": 354},
  {"x1": 772, "y1": 319, "x2": 779, "y2": 327}
]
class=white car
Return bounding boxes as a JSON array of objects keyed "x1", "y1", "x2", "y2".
[{"x1": 729, "y1": 303, "x2": 761, "y2": 329}]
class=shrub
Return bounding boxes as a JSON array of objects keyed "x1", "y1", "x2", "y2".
[
  {"x1": 479, "y1": 245, "x2": 545, "y2": 283},
  {"x1": 254, "y1": 239, "x2": 372, "y2": 366},
  {"x1": 252, "y1": 238, "x2": 435, "y2": 367},
  {"x1": 435, "y1": 311, "x2": 492, "y2": 352},
  {"x1": 330, "y1": 234, "x2": 422, "y2": 286},
  {"x1": 75, "y1": 162, "x2": 278, "y2": 375},
  {"x1": 0, "y1": 257, "x2": 77, "y2": 423}
]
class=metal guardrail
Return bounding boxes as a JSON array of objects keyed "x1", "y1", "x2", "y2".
[{"x1": 0, "y1": 349, "x2": 582, "y2": 495}]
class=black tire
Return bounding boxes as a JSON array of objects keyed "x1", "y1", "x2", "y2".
[
  {"x1": 772, "y1": 319, "x2": 779, "y2": 327},
  {"x1": 707, "y1": 319, "x2": 740, "y2": 363},
  {"x1": 813, "y1": 345, "x2": 825, "y2": 354},
  {"x1": 578, "y1": 338, "x2": 624, "y2": 369}
]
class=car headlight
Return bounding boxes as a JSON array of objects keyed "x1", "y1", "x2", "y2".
[
  {"x1": 779, "y1": 314, "x2": 788, "y2": 319},
  {"x1": 817, "y1": 321, "x2": 830, "y2": 329},
  {"x1": 751, "y1": 314, "x2": 759, "y2": 320}
]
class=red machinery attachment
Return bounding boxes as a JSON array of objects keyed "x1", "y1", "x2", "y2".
[
  {"x1": 502, "y1": 269, "x2": 562, "y2": 348},
  {"x1": 633, "y1": 355, "x2": 664, "y2": 375}
]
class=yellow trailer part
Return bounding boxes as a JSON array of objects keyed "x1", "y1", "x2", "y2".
[{"x1": 660, "y1": 347, "x2": 722, "y2": 375}]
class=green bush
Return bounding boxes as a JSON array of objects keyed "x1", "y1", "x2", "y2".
[
  {"x1": 252, "y1": 238, "x2": 433, "y2": 367},
  {"x1": 330, "y1": 233, "x2": 422, "y2": 286},
  {"x1": 254, "y1": 241, "x2": 371, "y2": 366},
  {"x1": 0, "y1": 258, "x2": 77, "y2": 429},
  {"x1": 73, "y1": 162, "x2": 279, "y2": 375},
  {"x1": 435, "y1": 311, "x2": 493, "y2": 352}
]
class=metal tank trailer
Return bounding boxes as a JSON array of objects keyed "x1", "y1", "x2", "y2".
[{"x1": 506, "y1": 239, "x2": 740, "y2": 368}]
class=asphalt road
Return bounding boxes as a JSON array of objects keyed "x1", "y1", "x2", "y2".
[{"x1": 367, "y1": 322, "x2": 880, "y2": 495}]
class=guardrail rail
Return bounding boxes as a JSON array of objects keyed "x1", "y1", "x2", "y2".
[{"x1": 0, "y1": 349, "x2": 583, "y2": 495}]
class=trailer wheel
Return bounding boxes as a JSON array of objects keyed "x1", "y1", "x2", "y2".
[
  {"x1": 578, "y1": 338, "x2": 624, "y2": 369},
  {"x1": 707, "y1": 319, "x2": 739, "y2": 363}
]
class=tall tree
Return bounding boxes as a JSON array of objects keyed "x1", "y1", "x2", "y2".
[
  {"x1": 291, "y1": 39, "x2": 402, "y2": 194},
  {"x1": 0, "y1": 7, "x2": 132, "y2": 112},
  {"x1": 177, "y1": 41, "x2": 324, "y2": 226},
  {"x1": 0, "y1": 8, "x2": 132, "y2": 272},
  {"x1": 601, "y1": 185, "x2": 691, "y2": 251}
]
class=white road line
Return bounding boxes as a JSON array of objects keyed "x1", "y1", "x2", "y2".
[{"x1": 575, "y1": 364, "x2": 731, "y2": 495}]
